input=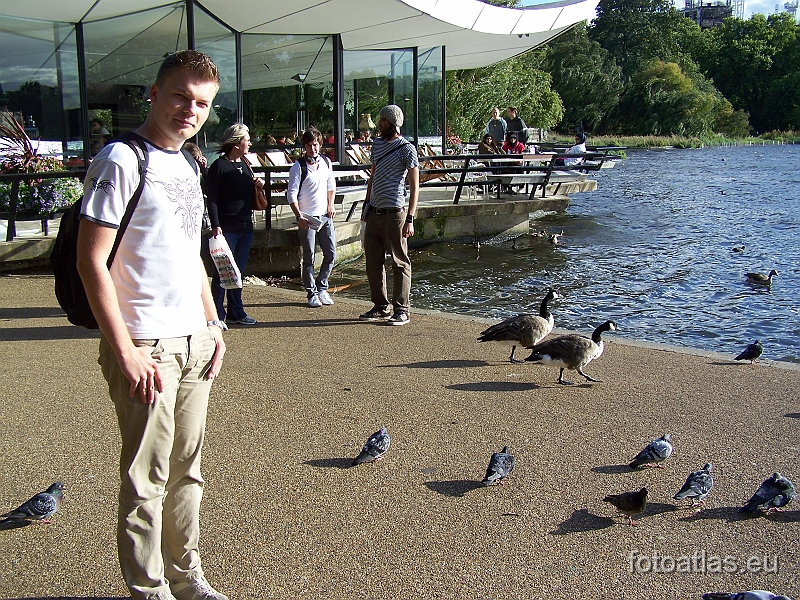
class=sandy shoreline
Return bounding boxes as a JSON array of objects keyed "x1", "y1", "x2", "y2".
[{"x1": 0, "y1": 275, "x2": 797, "y2": 599}]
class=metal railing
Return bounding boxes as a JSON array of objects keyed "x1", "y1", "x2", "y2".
[{"x1": 0, "y1": 170, "x2": 86, "y2": 242}]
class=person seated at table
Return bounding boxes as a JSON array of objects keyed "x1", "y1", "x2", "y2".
[
  {"x1": 564, "y1": 131, "x2": 587, "y2": 166},
  {"x1": 478, "y1": 133, "x2": 501, "y2": 155},
  {"x1": 502, "y1": 131, "x2": 525, "y2": 155}
]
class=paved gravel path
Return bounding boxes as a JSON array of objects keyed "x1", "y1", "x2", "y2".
[{"x1": 0, "y1": 275, "x2": 797, "y2": 599}]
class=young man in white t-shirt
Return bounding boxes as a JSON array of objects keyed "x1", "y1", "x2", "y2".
[
  {"x1": 77, "y1": 50, "x2": 228, "y2": 600},
  {"x1": 287, "y1": 128, "x2": 337, "y2": 308}
]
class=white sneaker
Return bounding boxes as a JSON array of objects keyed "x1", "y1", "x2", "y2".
[
  {"x1": 308, "y1": 294, "x2": 322, "y2": 308},
  {"x1": 171, "y1": 574, "x2": 228, "y2": 600},
  {"x1": 318, "y1": 290, "x2": 334, "y2": 305}
]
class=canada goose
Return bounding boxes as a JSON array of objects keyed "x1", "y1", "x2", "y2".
[
  {"x1": 477, "y1": 289, "x2": 560, "y2": 363},
  {"x1": 548, "y1": 230, "x2": 563, "y2": 245},
  {"x1": 525, "y1": 320, "x2": 617, "y2": 384},
  {"x1": 745, "y1": 269, "x2": 778, "y2": 286},
  {"x1": 732, "y1": 245, "x2": 745, "y2": 253}
]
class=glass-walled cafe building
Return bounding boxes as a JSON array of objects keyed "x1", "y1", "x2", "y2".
[{"x1": 0, "y1": 0, "x2": 597, "y2": 165}]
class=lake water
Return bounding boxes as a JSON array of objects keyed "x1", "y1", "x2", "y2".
[{"x1": 334, "y1": 144, "x2": 800, "y2": 364}]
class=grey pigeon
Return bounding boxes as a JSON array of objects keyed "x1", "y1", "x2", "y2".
[
  {"x1": 481, "y1": 446, "x2": 515, "y2": 486},
  {"x1": 735, "y1": 340, "x2": 763, "y2": 364},
  {"x1": 703, "y1": 592, "x2": 792, "y2": 600},
  {"x1": 525, "y1": 320, "x2": 617, "y2": 385},
  {"x1": 629, "y1": 433, "x2": 673, "y2": 469},
  {"x1": 1, "y1": 482, "x2": 65, "y2": 524},
  {"x1": 603, "y1": 487, "x2": 648, "y2": 526},
  {"x1": 673, "y1": 463, "x2": 713, "y2": 507},
  {"x1": 477, "y1": 289, "x2": 559, "y2": 363},
  {"x1": 352, "y1": 427, "x2": 391, "y2": 466},
  {"x1": 740, "y1": 472, "x2": 796, "y2": 513}
]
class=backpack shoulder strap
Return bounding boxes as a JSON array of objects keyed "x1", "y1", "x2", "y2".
[
  {"x1": 299, "y1": 158, "x2": 308, "y2": 191},
  {"x1": 105, "y1": 131, "x2": 149, "y2": 268}
]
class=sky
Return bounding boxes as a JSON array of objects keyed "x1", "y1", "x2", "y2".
[{"x1": 518, "y1": 0, "x2": 799, "y2": 20}]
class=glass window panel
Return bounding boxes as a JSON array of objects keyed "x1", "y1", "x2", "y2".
[
  {"x1": 241, "y1": 34, "x2": 333, "y2": 157},
  {"x1": 194, "y1": 6, "x2": 236, "y2": 153},
  {"x1": 0, "y1": 16, "x2": 81, "y2": 163},
  {"x1": 418, "y1": 47, "x2": 443, "y2": 148},
  {"x1": 83, "y1": 3, "x2": 188, "y2": 152},
  {"x1": 344, "y1": 49, "x2": 415, "y2": 144}
]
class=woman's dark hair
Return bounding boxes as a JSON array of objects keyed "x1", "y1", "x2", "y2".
[
  {"x1": 576, "y1": 132, "x2": 587, "y2": 144},
  {"x1": 482, "y1": 133, "x2": 493, "y2": 143}
]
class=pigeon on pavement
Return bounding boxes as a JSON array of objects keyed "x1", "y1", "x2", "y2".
[
  {"x1": 481, "y1": 446, "x2": 515, "y2": 486},
  {"x1": 740, "y1": 472, "x2": 796, "y2": 514},
  {"x1": 702, "y1": 592, "x2": 792, "y2": 600},
  {"x1": 735, "y1": 340, "x2": 763, "y2": 364},
  {"x1": 1, "y1": 482, "x2": 65, "y2": 524},
  {"x1": 352, "y1": 427, "x2": 391, "y2": 466},
  {"x1": 603, "y1": 487, "x2": 648, "y2": 526},
  {"x1": 629, "y1": 434, "x2": 673, "y2": 469},
  {"x1": 673, "y1": 463, "x2": 714, "y2": 508}
]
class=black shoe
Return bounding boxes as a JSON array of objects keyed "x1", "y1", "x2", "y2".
[
  {"x1": 386, "y1": 312, "x2": 410, "y2": 326},
  {"x1": 359, "y1": 306, "x2": 392, "y2": 321}
]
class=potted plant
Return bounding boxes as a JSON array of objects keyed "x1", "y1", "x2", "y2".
[{"x1": 0, "y1": 113, "x2": 83, "y2": 219}]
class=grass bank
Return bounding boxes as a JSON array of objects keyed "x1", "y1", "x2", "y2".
[{"x1": 546, "y1": 130, "x2": 800, "y2": 149}]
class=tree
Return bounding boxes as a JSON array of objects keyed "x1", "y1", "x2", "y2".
[
  {"x1": 692, "y1": 13, "x2": 800, "y2": 132},
  {"x1": 446, "y1": 53, "x2": 563, "y2": 142},
  {"x1": 542, "y1": 24, "x2": 623, "y2": 133},
  {"x1": 589, "y1": 0, "x2": 698, "y2": 81},
  {"x1": 617, "y1": 59, "x2": 740, "y2": 136}
]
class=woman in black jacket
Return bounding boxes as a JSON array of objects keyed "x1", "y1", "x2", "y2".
[{"x1": 206, "y1": 123, "x2": 262, "y2": 325}]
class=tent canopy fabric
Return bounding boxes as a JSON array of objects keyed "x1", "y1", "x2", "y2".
[{"x1": 3, "y1": 0, "x2": 599, "y2": 71}]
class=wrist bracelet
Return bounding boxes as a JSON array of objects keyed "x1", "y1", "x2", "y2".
[
  {"x1": 207, "y1": 319, "x2": 228, "y2": 331},
  {"x1": 405, "y1": 214, "x2": 414, "y2": 224}
]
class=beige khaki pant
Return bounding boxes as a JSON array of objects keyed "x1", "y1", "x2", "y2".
[{"x1": 99, "y1": 328, "x2": 217, "y2": 600}]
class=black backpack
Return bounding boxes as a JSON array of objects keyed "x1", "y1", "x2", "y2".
[{"x1": 51, "y1": 133, "x2": 149, "y2": 329}]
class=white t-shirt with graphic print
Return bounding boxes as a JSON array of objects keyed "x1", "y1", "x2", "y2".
[{"x1": 81, "y1": 138, "x2": 206, "y2": 339}]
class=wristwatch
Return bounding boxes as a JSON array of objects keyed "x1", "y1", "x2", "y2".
[
  {"x1": 207, "y1": 319, "x2": 228, "y2": 331},
  {"x1": 405, "y1": 214, "x2": 414, "y2": 224}
]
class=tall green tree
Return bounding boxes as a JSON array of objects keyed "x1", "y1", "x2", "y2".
[
  {"x1": 589, "y1": 0, "x2": 698, "y2": 81},
  {"x1": 446, "y1": 54, "x2": 563, "y2": 142},
  {"x1": 691, "y1": 13, "x2": 800, "y2": 132},
  {"x1": 543, "y1": 24, "x2": 623, "y2": 133}
]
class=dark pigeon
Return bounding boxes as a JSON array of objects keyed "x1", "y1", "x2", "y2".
[
  {"x1": 481, "y1": 446, "x2": 515, "y2": 486},
  {"x1": 735, "y1": 340, "x2": 763, "y2": 364},
  {"x1": 352, "y1": 427, "x2": 391, "y2": 466},
  {"x1": 740, "y1": 472, "x2": 796, "y2": 513},
  {"x1": 1, "y1": 482, "x2": 65, "y2": 524},
  {"x1": 603, "y1": 487, "x2": 648, "y2": 526}
]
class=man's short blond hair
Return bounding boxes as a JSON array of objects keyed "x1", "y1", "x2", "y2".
[{"x1": 156, "y1": 50, "x2": 220, "y2": 87}]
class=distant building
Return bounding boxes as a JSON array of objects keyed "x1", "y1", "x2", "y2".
[{"x1": 682, "y1": 0, "x2": 741, "y2": 28}]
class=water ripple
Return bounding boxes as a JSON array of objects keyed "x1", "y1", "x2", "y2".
[{"x1": 335, "y1": 145, "x2": 800, "y2": 363}]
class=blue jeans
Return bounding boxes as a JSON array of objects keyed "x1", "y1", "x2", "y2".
[
  {"x1": 211, "y1": 230, "x2": 253, "y2": 321},
  {"x1": 297, "y1": 216, "x2": 336, "y2": 298}
]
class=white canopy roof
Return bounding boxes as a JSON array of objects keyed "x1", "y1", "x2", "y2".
[{"x1": 3, "y1": 0, "x2": 598, "y2": 71}]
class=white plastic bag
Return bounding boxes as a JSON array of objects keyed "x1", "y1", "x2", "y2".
[{"x1": 208, "y1": 235, "x2": 243, "y2": 289}]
